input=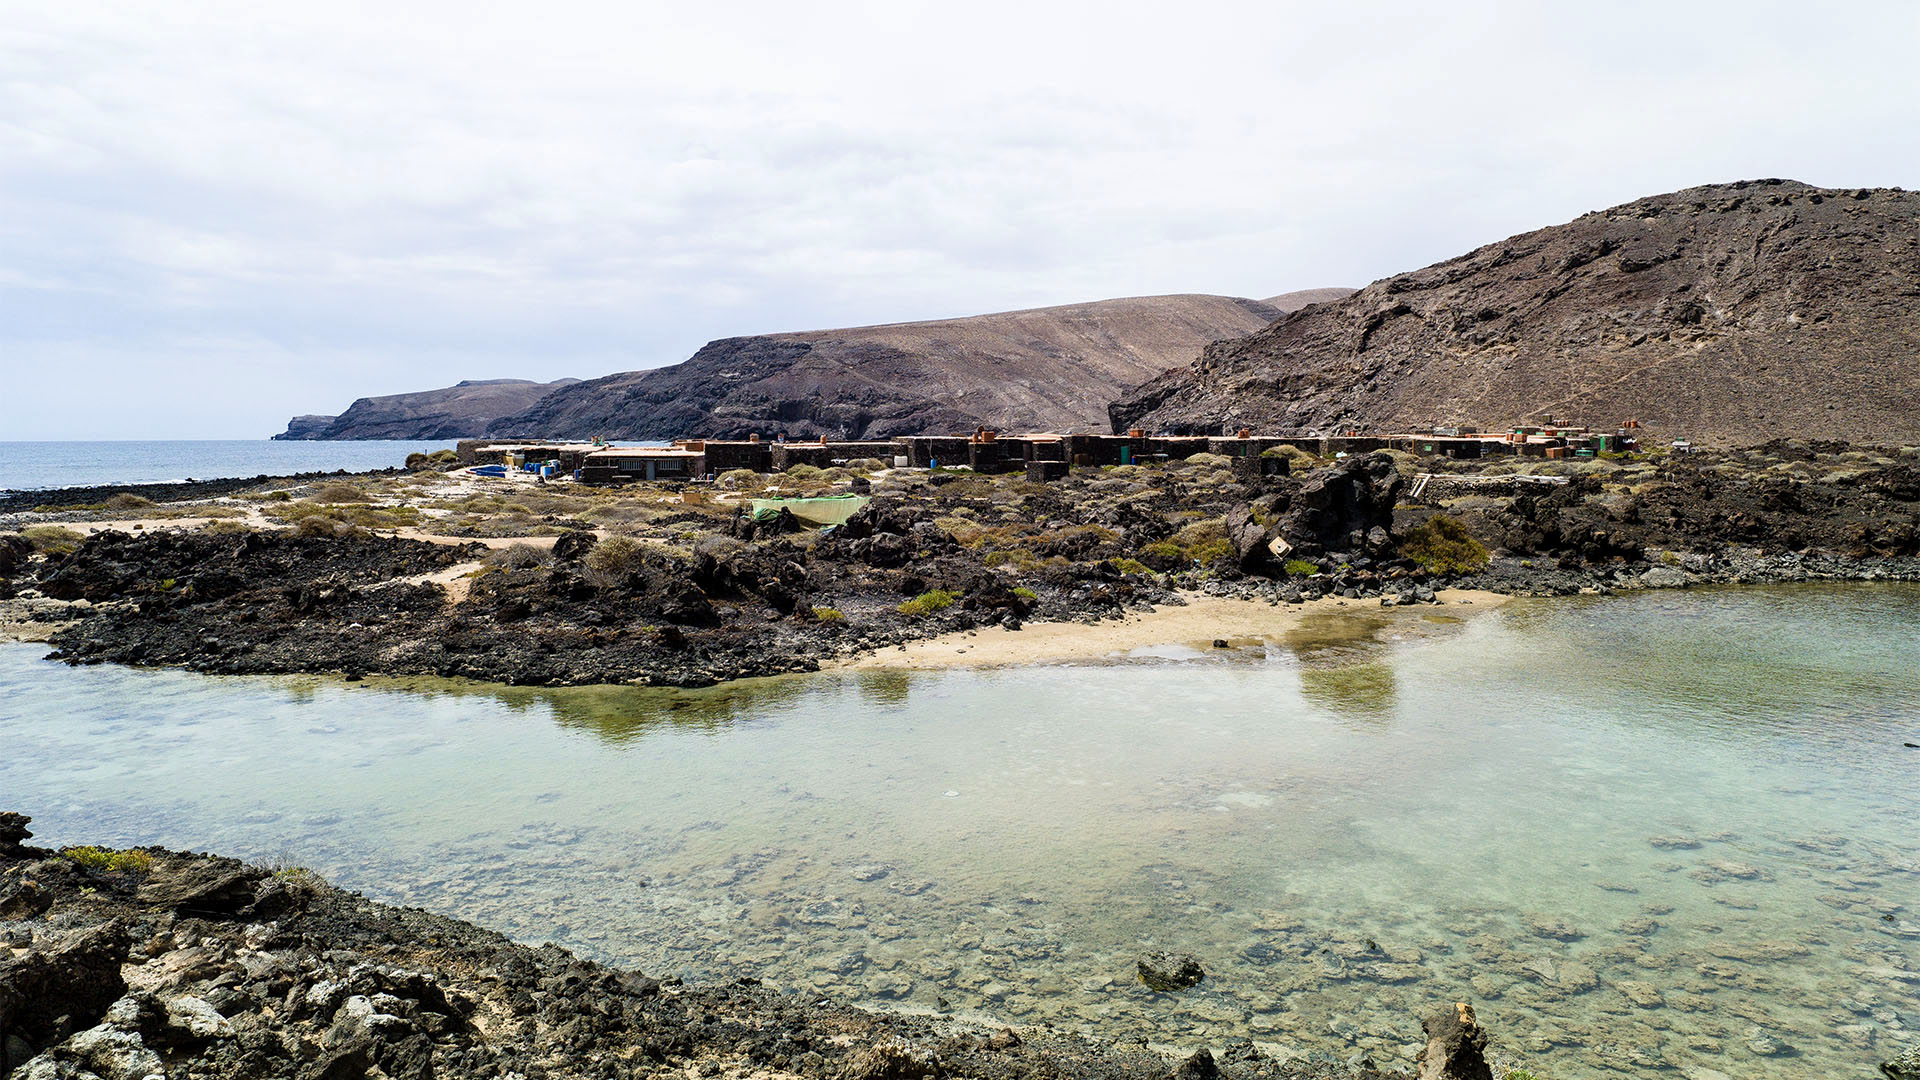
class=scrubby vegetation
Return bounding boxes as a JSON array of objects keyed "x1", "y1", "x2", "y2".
[
  {"x1": 58, "y1": 845, "x2": 154, "y2": 873},
  {"x1": 583, "y1": 536, "x2": 649, "y2": 587},
  {"x1": 486, "y1": 543, "x2": 552, "y2": 570},
  {"x1": 1399, "y1": 513, "x2": 1491, "y2": 573},
  {"x1": 20, "y1": 525, "x2": 86, "y2": 555},
  {"x1": 897, "y1": 589, "x2": 957, "y2": 616}
]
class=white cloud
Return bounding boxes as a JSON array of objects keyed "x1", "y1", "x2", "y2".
[{"x1": 0, "y1": 0, "x2": 1915, "y2": 438}]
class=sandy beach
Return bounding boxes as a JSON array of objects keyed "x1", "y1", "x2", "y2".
[{"x1": 837, "y1": 588, "x2": 1509, "y2": 672}]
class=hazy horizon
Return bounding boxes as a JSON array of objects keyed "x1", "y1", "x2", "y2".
[{"x1": 3, "y1": 1, "x2": 1916, "y2": 439}]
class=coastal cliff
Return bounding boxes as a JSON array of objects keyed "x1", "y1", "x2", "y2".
[{"x1": 272, "y1": 379, "x2": 579, "y2": 441}]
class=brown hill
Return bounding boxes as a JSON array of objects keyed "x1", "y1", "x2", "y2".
[
  {"x1": 1112, "y1": 179, "x2": 1920, "y2": 445},
  {"x1": 487, "y1": 294, "x2": 1302, "y2": 440},
  {"x1": 1259, "y1": 287, "x2": 1357, "y2": 312}
]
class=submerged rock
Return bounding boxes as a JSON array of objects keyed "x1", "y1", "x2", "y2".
[
  {"x1": 1883, "y1": 1043, "x2": 1920, "y2": 1079},
  {"x1": 1136, "y1": 952, "x2": 1205, "y2": 992}
]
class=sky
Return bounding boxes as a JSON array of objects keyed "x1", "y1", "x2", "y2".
[{"x1": 2, "y1": 1, "x2": 1916, "y2": 440}]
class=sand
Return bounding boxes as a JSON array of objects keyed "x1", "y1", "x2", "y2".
[{"x1": 837, "y1": 589, "x2": 1509, "y2": 672}]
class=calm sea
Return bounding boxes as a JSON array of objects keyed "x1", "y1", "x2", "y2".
[{"x1": 0, "y1": 440, "x2": 456, "y2": 491}]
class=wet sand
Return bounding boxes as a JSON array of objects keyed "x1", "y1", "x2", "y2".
[{"x1": 838, "y1": 588, "x2": 1509, "y2": 672}]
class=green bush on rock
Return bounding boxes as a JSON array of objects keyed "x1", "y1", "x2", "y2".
[{"x1": 1399, "y1": 513, "x2": 1490, "y2": 573}]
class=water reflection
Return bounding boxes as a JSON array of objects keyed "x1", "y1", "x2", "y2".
[
  {"x1": 290, "y1": 671, "x2": 817, "y2": 746},
  {"x1": 1297, "y1": 661, "x2": 1397, "y2": 721}
]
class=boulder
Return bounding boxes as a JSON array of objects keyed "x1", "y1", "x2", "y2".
[
  {"x1": 1170, "y1": 1048, "x2": 1221, "y2": 1080},
  {"x1": 0, "y1": 921, "x2": 132, "y2": 1057},
  {"x1": 1415, "y1": 1002, "x2": 1493, "y2": 1080},
  {"x1": 550, "y1": 530, "x2": 598, "y2": 562},
  {"x1": 1883, "y1": 1043, "x2": 1920, "y2": 1079},
  {"x1": 135, "y1": 857, "x2": 286, "y2": 919},
  {"x1": 0, "y1": 813, "x2": 34, "y2": 859},
  {"x1": 1272, "y1": 454, "x2": 1404, "y2": 558},
  {"x1": 1137, "y1": 952, "x2": 1205, "y2": 992}
]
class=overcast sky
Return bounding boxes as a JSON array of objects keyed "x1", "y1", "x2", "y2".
[{"x1": 2, "y1": 1, "x2": 1915, "y2": 440}]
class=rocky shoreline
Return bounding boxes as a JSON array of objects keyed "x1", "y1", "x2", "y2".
[
  {"x1": 1, "y1": 813, "x2": 1493, "y2": 1080},
  {"x1": 1, "y1": 441, "x2": 1918, "y2": 687}
]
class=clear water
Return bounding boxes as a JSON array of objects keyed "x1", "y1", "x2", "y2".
[
  {"x1": 0, "y1": 440, "x2": 455, "y2": 491},
  {"x1": 3, "y1": 586, "x2": 1917, "y2": 1077}
]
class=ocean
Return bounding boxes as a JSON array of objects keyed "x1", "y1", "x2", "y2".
[{"x1": 0, "y1": 440, "x2": 456, "y2": 491}]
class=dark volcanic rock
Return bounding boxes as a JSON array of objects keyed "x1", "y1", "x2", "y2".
[
  {"x1": 277, "y1": 378, "x2": 579, "y2": 441},
  {"x1": 1884, "y1": 1043, "x2": 1920, "y2": 1080},
  {"x1": 0, "y1": 920, "x2": 132, "y2": 1060},
  {"x1": 1414, "y1": 1003, "x2": 1492, "y2": 1080},
  {"x1": 0, "y1": 819, "x2": 1434, "y2": 1080},
  {"x1": 1113, "y1": 180, "x2": 1920, "y2": 446},
  {"x1": 274, "y1": 414, "x2": 337, "y2": 440},
  {"x1": 1136, "y1": 952, "x2": 1205, "y2": 992},
  {"x1": 485, "y1": 295, "x2": 1297, "y2": 440}
]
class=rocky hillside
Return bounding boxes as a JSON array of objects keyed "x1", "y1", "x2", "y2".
[
  {"x1": 486, "y1": 293, "x2": 1347, "y2": 440},
  {"x1": 1112, "y1": 179, "x2": 1920, "y2": 445},
  {"x1": 273, "y1": 379, "x2": 578, "y2": 440}
]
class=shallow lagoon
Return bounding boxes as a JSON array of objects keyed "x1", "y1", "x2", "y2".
[{"x1": 4, "y1": 585, "x2": 1918, "y2": 1077}]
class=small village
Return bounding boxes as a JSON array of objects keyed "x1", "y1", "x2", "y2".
[{"x1": 460, "y1": 419, "x2": 1645, "y2": 487}]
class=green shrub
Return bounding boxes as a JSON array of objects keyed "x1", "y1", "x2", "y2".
[
  {"x1": 1142, "y1": 540, "x2": 1184, "y2": 561},
  {"x1": 897, "y1": 589, "x2": 958, "y2": 617},
  {"x1": 1171, "y1": 517, "x2": 1227, "y2": 550},
  {"x1": 311, "y1": 483, "x2": 364, "y2": 503},
  {"x1": 1283, "y1": 558, "x2": 1320, "y2": 577},
  {"x1": 20, "y1": 525, "x2": 86, "y2": 555},
  {"x1": 486, "y1": 543, "x2": 552, "y2": 570},
  {"x1": 584, "y1": 536, "x2": 649, "y2": 587},
  {"x1": 811, "y1": 606, "x2": 846, "y2": 622},
  {"x1": 783, "y1": 464, "x2": 823, "y2": 479},
  {"x1": 1399, "y1": 513, "x2": 1490, "y2": 573},
  {"x1": 59, "y1": 846, "x2": 153, "y2": 873},
  {"x1": 1188, "y1": 538, "x2": 1235, "y2": 566},
  {"x1": 717, "y1": 468, "x2": 764, "y2": 491},
  {"x1": 263, "y1": 490, "x2": 292, "y2": 501},
  {"x1": 845, "y1": 458, "x2": 889, "y2": 472},
  {"x1": 1010, "y1": 586, "x2": 1038, "y2": 600},
  {"x1": 103, "y1": 493, "x2": 155, "y2": 510},
  {"x1": 1109, "y1": 557, "x2": 1152, "y2": 576}
]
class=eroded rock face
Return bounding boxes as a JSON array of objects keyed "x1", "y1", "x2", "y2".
[{"x1": 1113, "y1": 180, "x2": 1920, "y2": 446}]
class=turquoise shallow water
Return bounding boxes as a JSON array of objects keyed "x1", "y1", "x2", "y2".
[{"x1": 3, "y1": 585, "x2": 1918, "y2": 1076}]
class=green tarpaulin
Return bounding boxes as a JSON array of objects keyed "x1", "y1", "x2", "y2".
[{"x1": 749, "y1": 494, "x2": 871, "y2": 526}]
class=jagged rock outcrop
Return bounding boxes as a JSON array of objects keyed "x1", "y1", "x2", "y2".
[
  {"x1": 1112, "y1": 179, "x2": 1920, "y2": 446},
  {"x1": 1225, "y1": 453, "x2": 1404, "y2": 572},
  {"x1": 1415, "y1": 1003, "x2": 1493, "y2": 1080},
  {"x1": 486, "y1": 294, "x2": 1349, "y2": 441},
  {"x1": 274, "y1": 415, "x2": 336, "y2": 440},
  {"x1": 273, "y1": 379, "x2": 578, "y2": 440}
]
